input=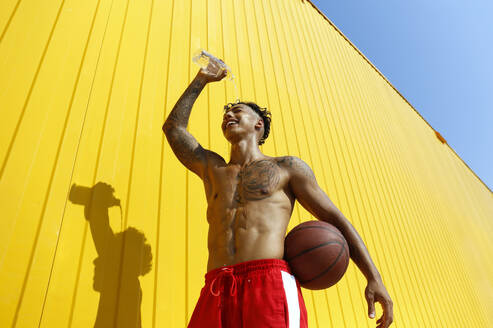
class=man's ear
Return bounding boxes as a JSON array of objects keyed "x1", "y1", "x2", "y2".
[{"x1": 255, "y1": 118, "x2": 264, "y2": 142}]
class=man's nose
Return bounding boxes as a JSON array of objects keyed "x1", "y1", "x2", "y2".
[{"x1": 223, "y1": 112, "x2": 234, "y2": 120}]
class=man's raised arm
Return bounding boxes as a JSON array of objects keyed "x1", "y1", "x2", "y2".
[{"x1": 162, "y1": 66, "x2": 227, "y2": 179}]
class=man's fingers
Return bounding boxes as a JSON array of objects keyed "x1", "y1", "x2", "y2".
[
  {"x1": 376, "y1": 304, "x2": 393, "y2": 328},
  {"x1": 214, "y1": 68, "x2": 227, "y2": 80},
  {"x1": 376, "y1": 316, "x2": 387, "y2": 328},
  {"x1": 384, "y1": 300, "x2": 394, "y2": 327},
  {"x1": 366, "y1": 293, "x2": 375, "y2": 318}
]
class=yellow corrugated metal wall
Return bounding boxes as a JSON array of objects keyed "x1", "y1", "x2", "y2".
[{"x1": 1, "y1": 0, "x2": 492, "y2": 326}]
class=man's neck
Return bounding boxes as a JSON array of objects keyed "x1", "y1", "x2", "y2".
[{"x1": 228, "y1": 139, "x2": 266, "y2": 166}]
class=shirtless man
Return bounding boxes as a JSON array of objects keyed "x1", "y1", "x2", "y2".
[{"x1": 163, "y1": 62, "x2": 393, "y2": 328}]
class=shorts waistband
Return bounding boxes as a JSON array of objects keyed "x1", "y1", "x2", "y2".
[{"x1": 205, "y1": 258, "x2": 291, "y2": 282}]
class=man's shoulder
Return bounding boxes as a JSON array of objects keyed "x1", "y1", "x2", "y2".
[
  {"x1": 273, "y1": 155, "x2": 304, "y2": 167},
  {"x1": 274, "y1": 155, "x2": 315, "y2": 178}
]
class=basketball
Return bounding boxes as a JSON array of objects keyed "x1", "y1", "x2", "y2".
[{"x1": 283, "y1": 220, "x2": 350, "y2": 290}]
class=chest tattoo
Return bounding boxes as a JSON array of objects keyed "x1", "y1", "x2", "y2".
[{"x1": 233, "y1": 160, "x2": 281, "y2": 203}]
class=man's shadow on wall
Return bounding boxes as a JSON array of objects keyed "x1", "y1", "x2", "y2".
[{"x1": 69, "y1": 182, "x2": 152, "y2": 328}]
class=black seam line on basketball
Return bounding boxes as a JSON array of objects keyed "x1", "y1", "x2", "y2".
[
  {"x1": 286, "y1": 225, "x2": 344, "y2": 241},
  {"x1": 299, "y1": 243, "x2": 346, "y2": 284},
  {"x1": 285, "y1": 241, "x2": 343, "y2": 262}
]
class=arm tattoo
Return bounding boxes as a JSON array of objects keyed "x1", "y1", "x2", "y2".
[
  {"x1": 163, "y1": 77, "x2": 208, "y2": 175},
  {"x1": 164, "y1": 78, "x2": 206, "y2": 129},
  {"x1": 165, "y1": 128, "x2": 206, "y2": 171}
]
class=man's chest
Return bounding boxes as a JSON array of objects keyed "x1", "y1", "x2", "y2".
[{"x1": 205, "y1": 159, "x2": 292, "y2": 205}]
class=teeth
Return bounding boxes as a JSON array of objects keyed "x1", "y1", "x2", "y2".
[{"x1": 226, "y1": 121, "x2": 238, "y2": 127}]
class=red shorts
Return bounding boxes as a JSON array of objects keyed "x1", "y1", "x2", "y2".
[{"x1": 187, "y1": 259, "x2": 308, "y2": 328}]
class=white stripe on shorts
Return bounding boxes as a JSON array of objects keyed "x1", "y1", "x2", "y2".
[{"x1": 281, "y1": 270, "x2": 300, "y2": 328}]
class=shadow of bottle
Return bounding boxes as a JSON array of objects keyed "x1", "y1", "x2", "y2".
[{"x1": 69, "y1": 182, "x2": 152, "y2": 328}]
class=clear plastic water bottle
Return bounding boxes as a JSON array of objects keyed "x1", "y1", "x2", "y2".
[
  {"x1": 192, "y1": 49, "x2": 234, "y2": 80},
  {"x1": 192, "y1": 49, "x2": 240, "y2": 103}
]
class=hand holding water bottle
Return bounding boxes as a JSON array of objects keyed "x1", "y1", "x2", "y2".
[{"x1": 193, "y1": 49, "x2": 230, "y2": 83}]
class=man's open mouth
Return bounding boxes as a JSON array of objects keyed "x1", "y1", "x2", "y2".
[{"x1": 225, "y1": 121, "x2": 238, "y2": 128}]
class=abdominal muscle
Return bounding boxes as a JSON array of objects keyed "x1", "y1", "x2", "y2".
[{"x1": 206, "y1": 201, "x2": 291, "y2": 272}]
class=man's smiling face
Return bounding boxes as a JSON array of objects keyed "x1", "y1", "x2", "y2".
[{"x1": 222, "y1": 103, "x2": 263, "y2": 144}]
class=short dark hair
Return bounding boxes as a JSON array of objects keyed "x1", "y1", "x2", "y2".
[{"x1": 224, "y1": 101, "x2": 272, "y2": 145}]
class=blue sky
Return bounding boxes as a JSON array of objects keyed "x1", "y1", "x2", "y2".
[{"x1": 309, "y1": 0, "x2": 492, "y2": 191}]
